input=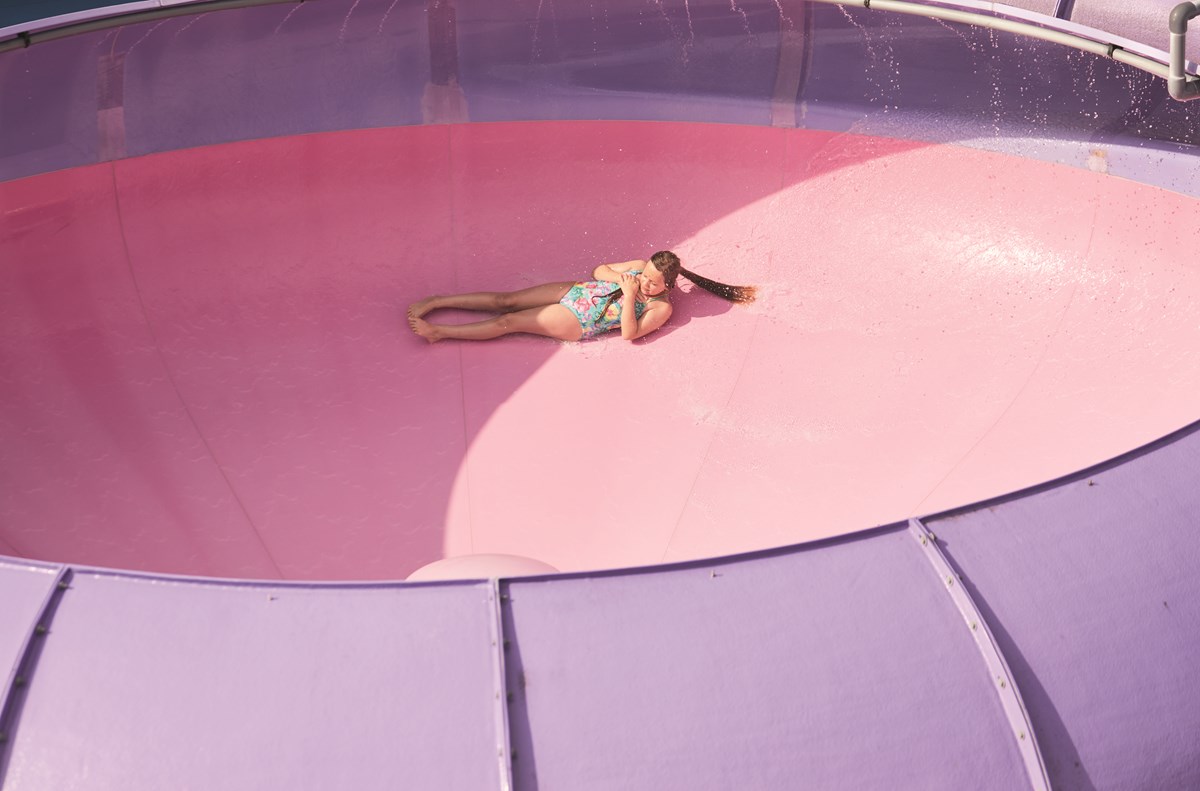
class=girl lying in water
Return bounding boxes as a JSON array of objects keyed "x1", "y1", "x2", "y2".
[{"x1": 407, "y1": 251, "x2": 754, "y2": 343}]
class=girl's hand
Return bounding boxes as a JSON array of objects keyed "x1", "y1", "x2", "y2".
[{"x1": 619, "y1": 272, "x2": 639, "y2": 298}]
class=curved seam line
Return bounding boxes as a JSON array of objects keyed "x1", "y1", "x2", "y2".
[
  {"x1": 906, "y1": 519, "x2": 1050, "y2": 790},
  {"x1": 910, "y1": 208, "x2": 1096, "y2": 516},
  {"x1": 447, "y1": 124, "x2": 474, "y2": 554},
  {"x1": 659, "y1": 315, "x2": 761, "y2": 563},
  {"x1": 660, "y1": 127, "x2": 785, "y2": 562},
  {"x1": 108, "y1": 163, "x2": 285, "y2": 579}
]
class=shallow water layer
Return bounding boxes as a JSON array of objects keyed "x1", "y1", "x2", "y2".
[{"x1": 1, "y1": 120, "x2": 1197, "y2": 579}]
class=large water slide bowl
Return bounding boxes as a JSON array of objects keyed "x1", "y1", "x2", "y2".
[{"x1": 1, "y1": 1, "x2": 1199, "y2": 789}]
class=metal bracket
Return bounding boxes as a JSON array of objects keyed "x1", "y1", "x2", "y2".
[
  {"x1": 1169, "y1": 2, "x2": 1200, "y2": 100},
  {"x1": 488, "y1": 579, "x2": 515, "y2": 791},
  {"x1": 907, "y1": 520, "x2": 1051, "y2": 791},
  {"x1": 0, "y1": 565, "x2": 72, "y2": 773}
]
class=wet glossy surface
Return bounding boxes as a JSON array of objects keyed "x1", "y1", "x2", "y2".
[{"x1": 2, "y1": 121, "x2": 1197, "y2": 579}]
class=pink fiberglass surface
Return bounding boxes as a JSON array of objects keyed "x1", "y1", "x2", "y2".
[{"x1": 2, "y1": 121, "x2": 1197, "y2": 580}]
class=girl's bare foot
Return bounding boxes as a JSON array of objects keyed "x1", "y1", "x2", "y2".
[
  {"x1": 408, "y1": 314, "x2": 442, "y2": 343},
  {"x1": 408, "y1": 296, "x2": 441, "y2": 320}
]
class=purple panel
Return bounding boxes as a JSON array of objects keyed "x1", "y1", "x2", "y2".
[
  {"x1": 0, "y1": 0, "x2": 431, "y2": 181},
  {"x1": 2, "y1": 573, "x2": 505, "y2": 790},
  {"x1": 4, "y1": 0, "x2": 1200, "y2": 185},
  {"x1": 454, "y1": 0, "x2": 786, "y2": 125},
  {"x1": 927, "y1": 424, "x2": 1200, "y2": 791},
  {"x1": 0, "y1": 32, "x2": 106, "y2": 178},
  {"x1": 502, "y1": 530, "x2": 1029, "y2": 790},
  {"x1": 117, "y1": 0, "x2": 429, "y2": 158},
  {"x1": 0, "y1": 560, "x2": 59, "y2": 686}
]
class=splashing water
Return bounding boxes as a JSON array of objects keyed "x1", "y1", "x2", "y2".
[
  {"x1": 338, "y1": 0, "x2": 364, "y2": 44},
  {"x1": 838, "y1": 5, "x2": 883, "y2": 106},
  {"x1": 931, "y1": 17, "x2": 980, "y2": 54},
  {"x1": 124, "y1": 19, "x2": 170, "y2": 56},
  {"x1": 378, "y1": 0, "x2": 403, "y2": 35},
  {"x1": 173, "y1": 14, "x2": 204, "y2": 40},
  {"x1": 876, "y1": 18, "x2": 905, "y2": 112},
  {"x1": 682, "y1": 0, "x2": 696, "y2": 51},
  {"x1": 771, "y1": 0, "x2": 792, "y2": 31},
  {"x1": 988, "y1": 27, "x2": 1003, "y2": 138},
  {"x1": 531, "y1": 0, "x2": 548, "y2": 60},
  {"x1": 650, "y1": 0, "x2": 693, "y2": 66},
  {"x1": 651, "y1": 0, "x2": 682, "y2": 44},
  {"x1": 729, "y1": 0, "x2": 751, "y2": 37},
  {"x1": 94, "y1": 29, "x2": 119, "y2": 49},
  {"x1": 587, "y1": 0, "x2": 598, "y2": 56}
]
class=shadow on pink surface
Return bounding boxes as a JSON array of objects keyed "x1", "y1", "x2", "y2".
[
  {"x1": 2, "y1": 122, "x2": 887, "y2": 578},
  {"x1": 2, "y1": 120, "x2": 1198, "y2": 580}
]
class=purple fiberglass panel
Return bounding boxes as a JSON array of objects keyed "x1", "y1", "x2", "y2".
[
  {"x1": 4, "y1": 0, "x2": 1200, "y2": 185},
  {"x1": 926, "y1": 423, "x2": 1200, "y2": 791},
  {"x1": 0, "y1": 0, "x2": 432, "y2": 181},
  {"x1": 116, "y1": 0, "x2": 430, "y2": 159},
  {"x1": 501, "y1": 528, "x2": 1030, "y2": 791},
  {"x1": 1, "y1": 572, "x2": 506, "y2": 790},
  {"x1": 453, "y1": 0, "x2": 786, "y2": 125},
  {"x1": 0, "y1": 32, "x2": 105, "y2": 178}
]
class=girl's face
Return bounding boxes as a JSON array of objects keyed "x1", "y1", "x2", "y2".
[{"x1": 638, "y1": 263, "x2": 667, "y2": 296}]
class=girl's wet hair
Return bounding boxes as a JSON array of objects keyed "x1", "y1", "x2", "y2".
[
  {"x1": 649, "y1": 250, "x2": 756, "y2": 304},
  {"x1": 595, "y1": 251, "x2": 757, "y2": 322}
]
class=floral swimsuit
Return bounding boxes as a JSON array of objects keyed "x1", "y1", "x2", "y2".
[{"x1": 558, "y1": 271, "x2": 666, "y2": 339}]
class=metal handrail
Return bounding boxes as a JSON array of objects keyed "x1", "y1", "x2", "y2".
[
  {"x1": 811, "y1": 0, "x2": 1176, "y2": 79},
  {"x1": 0, "y1": 0, "x2": 1197, "y2": 101},
  {"x1": 0, "y1": 0, "x2": 303, "y2": 54}
]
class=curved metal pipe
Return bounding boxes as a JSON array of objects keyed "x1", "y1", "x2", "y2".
[
  {"x1": 0, "y1": 0, "x2": 303, "y2": 54},
  {"x1": 1169, "y1": 1, "x2": 1200, "y2": 100},
  {"x1": 2, "y1": 0, "x2": 1197, "y2": 102}
]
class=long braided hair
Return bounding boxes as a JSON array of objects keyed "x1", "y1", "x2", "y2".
[{"x1": 595, "y1": 250, "x2": 756, "y2": 317}]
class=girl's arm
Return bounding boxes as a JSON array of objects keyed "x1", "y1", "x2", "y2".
[
  {"x1": 617, "y1": 272, "x2": 673, "y2": 341},
  {"x1": 593, "y1": 259, "x2": 646, "y2": 282}
]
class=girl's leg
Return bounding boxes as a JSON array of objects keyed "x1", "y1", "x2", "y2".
[
  {"x1": 409, "y1": 282, "x2": 575, "y2": 318},
  {"x1": 410, "y1": 304, "x2": 583, "y2": 343}
]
